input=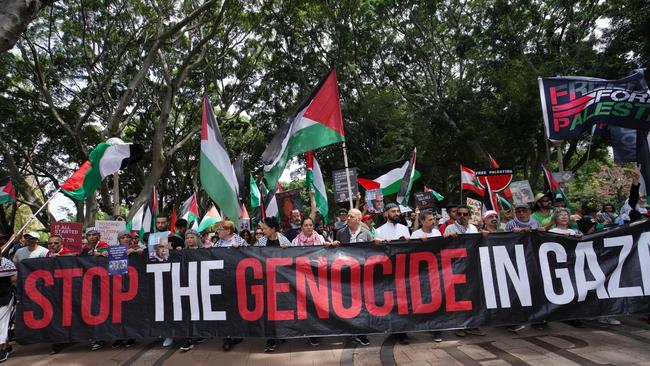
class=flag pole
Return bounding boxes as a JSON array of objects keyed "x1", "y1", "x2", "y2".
[
  {"x1": 113, "y1": 172, "x2": 120, "y2": 216},
  {"x1": 459, "y1": 167, "x2": 463, "y2": 204},
  {"x1": 342, "y1": 141, "x2": 354, "y2": 209},
  {"x1": 1, "y1": 187, "x2": 62, "y2": 255}
]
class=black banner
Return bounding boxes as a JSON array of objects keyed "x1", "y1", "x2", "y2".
[
  {"x1": 538, "y1": 69, "x2": 650, "y2": 140},
  {"x1": 16, "y1": 221, "x2": 650, "y2": 343}
]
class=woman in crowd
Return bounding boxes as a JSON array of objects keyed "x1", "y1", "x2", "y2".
[
  {"x1": 213, "y1": 221, "x2": 247, "y2": 248},
  {"x1": 290, "y1": 217, "x2": 327, "y2": 247},
  {"x1": 239, "y1": 229, "x2": 255, "y2": 246},
  {"x1": 548, "y1": 208, "x2": 583, "y2": 237},
  {"x1": 177, "y1": 229, "x2": 206, "y2": 351}
]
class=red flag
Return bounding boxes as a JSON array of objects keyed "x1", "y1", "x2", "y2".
[{"x1": 170, "y1": 205, "x2": 177, "y2": 235}]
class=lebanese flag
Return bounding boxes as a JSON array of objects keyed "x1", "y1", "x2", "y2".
[
  {"x1": 358, "y1": 160, "x2": 421, "y2": 196},
  {"x1": 0, "y1": 177, "x2": 16, "y2": 205},
  {"x1": 488, "y1": 154, "x2": 513, "y2": 199},
  {"x1": 200, "y1": 94, "x2": 241, "y2": 225},
  {"x1": 61, "y1": 142, "x2": 143, "y2": 200},
  {"x1": 397, "y1": 148, "x2": 417, "y2": 206},
  {"x1": 198, "y1": 205, "x2": 223, "y2": 232},
  {"x1": 460, "y1": 165, "x2": 484, "y2": 196},
  {"x1": 306, "y1": 151, "x2": 329, "y2": 222},
  {"x1": 179, "y1": 193, "x2": 200, "y2": 224},
  {"x1": 262, "y1": 69, "x2": 345, "y2": 187}
]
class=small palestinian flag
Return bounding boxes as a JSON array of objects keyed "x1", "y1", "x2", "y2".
[
  {"x1": 460, "y1": 165, "x2": 483, "y2": 196},
  {"x1": 250, "y1": 175, "x2": 262, "y2": 208},
  {"x1": 262, "y1": 68, "x2": 345, "y2": 187},
  {"x1": 306, "y1": 151, "x2": 328, "y2": 222},
  {"x1": 198, "y1": 205, "x2": 223, "y2": 232},
  {"x1": 200, "y1": 94, "x2": 241, "y2": 226},
  {"x1": 482, "y1": 179, "x2": 498, "y2": 214},
  {"x1": 542, "y1": 164, "x2": 572, "y2": 211},
  {"x1": 397, "y1": 148, "x2": 417, "y2": 206},
  {"x1": 62, "y1": 142, "x2": 144, "y2": 200},
  {"x1": 358, "y1": 160, "x2": 421, "y2": 196},
  {"x1": 424, "y1": 186, "x2": 444, "y2": 201},
  {"x1": 179, "y1": 193, "x2": 200, "y2": 224},
  {"x1": 0, "y1": 177, "x2": 16, "y2": 205}
]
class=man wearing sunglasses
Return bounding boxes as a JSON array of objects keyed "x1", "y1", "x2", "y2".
[
  {"x1": 532, "y1": 192, "x2": 554, "y2": 228},
  {"x1": 442, "y1": 205, "x2": 478, "y2": 236}
]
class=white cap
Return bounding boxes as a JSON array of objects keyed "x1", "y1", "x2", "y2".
[{"x1": 24, "y1": 231, "x2": 40, "y2": 240}]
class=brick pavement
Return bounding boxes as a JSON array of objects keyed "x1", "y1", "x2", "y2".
[{"x1": 4, "y1": 316, "x2": 650, "y2": 365}]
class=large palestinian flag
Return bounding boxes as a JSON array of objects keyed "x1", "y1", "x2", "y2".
[
  {"x1": 200, "y1": 94, "x2": 241, "y2": 225},
  {"x1": 0, "y1": 177, "x2": 16, "y2": 205},
  {"x1": 358, "y1": 160, "x2": 421, "y2": 196},
  {"x1": 306, "y1": 151, "x2": 328, "y2": 222},
  {"x1": 262, "y1": 69, "x2": 345, "y2": 187},
  {"x1": 61, "y1": 142, "x2": 144, "y2": 200}
]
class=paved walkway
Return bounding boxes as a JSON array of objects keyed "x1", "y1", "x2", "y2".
[{"x1": 5, "y1": 316, "x2": 650, "y2": 365}]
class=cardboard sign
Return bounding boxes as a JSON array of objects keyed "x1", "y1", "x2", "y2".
[
  {"x1": 509, "y1": 180, "x2": 535, "y2": 205},
  {"x1": 466, "y1": 197, "x2": 482, "y2": 225},
  {"x1": 414, "y1": 191, "x2": 436, "y2": 209},
  {"x1": 365, "y1": 189, "x2": 384, "y2": 214},
  {"x1": 108, "y1": 245, "x2": 128, "y2": 276},
  {"x1": 50, "y1": 222, "x2": 83, "y2": 255},
  {"x1": 332, "y1": 168, "x2": 358, "y2": 203},
  {"x1": 239, "y1": 219, "x2": 250, "y2": 232},
  {"x1": 95, "y1": 220, "x2": 126, "y2": 246}
]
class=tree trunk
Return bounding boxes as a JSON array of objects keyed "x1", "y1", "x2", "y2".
[{"x1": 0, "y1": 0, "x2": 55, "y2": 53}]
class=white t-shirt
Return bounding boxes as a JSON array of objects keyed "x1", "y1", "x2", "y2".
[
  {"x1": 14, "y1": 245, "x2": 49, "y2": 263},
  {"x1": 444, "y1": 222, "x2": 479, "y2": 235},
  {"x1": 410, "y1": 228, "x2": 442, "y2": 239},
  {"x1": 375, "y1": 222, "x2": 411, "y2": 241},
  {"x1": 549, "y1": 227, "x2": 578, "y2": 236}
]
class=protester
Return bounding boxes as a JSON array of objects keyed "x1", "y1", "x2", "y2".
[
  {"x1": 375, "y1": 203, "x2": 411, "y2": 242},
  {"x1": 553, "y1": 193, "x2": 566, "y2": 208},
  {"x1": 443, "y1": 205, "x2": 479, "y2": 236},
  {"x1": 410, "y1": 210, "x2": 442, "y2": 239},
  {"x1": 334, "y1": 208, "x2": 348, "y2": 230},
  {"x1": 498, "y1": 208, "x2": 512, "y2": 231},
  {"x1": 82, "y1": 227, "x2": 109, "y2": 257},
  {"x1": 13, "y1": 232, "x2": 48, "y2": 263},
  {"x1": 283, "y1": 209, "x2": 303, "y2": 242},
  {"x1": 361, "y1": 214, "x2": 376, "y2": 238},
  {"x1": 596, "y1": 203, "x2": 618, "y2": 225},
  {"x1": 255, "y1": 218, "x2": 291, "y2": 249},
  {"x1": 46, "y1": 235, "x2": 63, "y2": 257},
  {"x1": 438, "y1": 204, "x2": 458, "y2": 234},
  {"x1": 240, "y1": 229, "x2": 254, "y2": 245},
  {"x1": 156, "y1": 216, "x2": 169, "y2": 232},
  {"x1": 178, "y1": 229, "x2": 206, "y2": 351},
  {"x1": 480, "y1": 210, "x2": 502, "y2": 233},
  {"x1": 333, "y1": 209, "x2": 372, "y2": 246},
  {"x1": 124, "y1": 230, "x2": 146, "y2": 255},
  {"x1": 372, "y1": 203, "x2": 411, "y2": 344},
  {"x1": 253, "y1": 228, "x2": 264, "y2": 243},
  {"x1": 531, "y1": 193, "x2": 554, "y2": 228},
  {"x1": 291, "y1": 217, "x2": 327, "y2": 247},
  {"x1": 549, "y1": 208, "x2": 582, "y2": 237},
  {"x1": 213, "y1": 221, "x2": 247, "y2": 248},
  {"x1": 315, "y1": 222, "x2": 332, "y2": 241},
  {"x1": 618, "y1": 165, "x2": 647, "y2": 224},
  {"x1": 505, "y1": 204, "x2": 541, "y2": 232},
  {"x1": 0, "y1": 257, "x2": 16, "y2": 362},
  {"x1": 169, "y1": 218, "x2": 187, "y2": 250}
]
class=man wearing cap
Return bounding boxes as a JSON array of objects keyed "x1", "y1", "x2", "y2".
[
  {"x1": 532, "y1": 193, "x2": 554, "y2": 228},
  {"x1": 481, "y1": 210, "x2": 502, "y2": 233},
  {"x1": 83, "y1": 227, "x2": 109, "y2": 257},
  {"x1": 334, "y1": 208, "x2": 348, "y2": 231},
  {"x1": 506, "y1": 203, "x2": 541, "y2": 232},
  {"x1": 443, "y1": 205, "x2": 479, "y2": 236},
  {"x1": 361, "y1": 214, "x2": 376, "y2": 238},
  {"x1": 13, "y1": 232, "x2": 48, "y2": 263},
  {"x1": 374, "y1": 203, "x2": 411, "y2": 242}
]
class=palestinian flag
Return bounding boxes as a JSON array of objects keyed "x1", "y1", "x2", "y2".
[
  {"x1": 0, "y1": 177, "x2": 16, "y2": 205},
  {"x1": 306, "y1": 151, "x2": 328, "y2": 222},
  {"x1": 482, "y1": 179, "x2": 498, "y2": 214},
  {"x1": 250, "y1": 175, "x2": 262, "y2": 208},
  {"x1": 198, "y1": 205, "x2": 222, "y2": 232},
  {"x1": 488, "y1": 155, "x2": 513, "y2": 199},
  {"x1": 542, "y1": 164, "x2": 572, "y2": 211},
  {"x1": 179, "y1": 193, "x2": 200, "y2": 224},
  {"x1": 460, "y1": 165, "x2": 484, "y2": 196},
  {"x1": 61, "y1": 142, "x2": 144, "y2": 200},
  {"x1": 200, "y1": 94, "x2": 241, "y2": 225},
  {"x1": 262, "y1": 69, "x2": 345, "y2": 187},
  {"x1": 126, "y1": 188, "x2": 157, "y2": 241},
  {"x1": 397, "y1": 148, "x2": 417, "y2": 206},
  {"x1": 264, "y1": 183, "x2": 282, "y2": 220},
  {"x1": 358, "y1": 160, "x2": 422, "y2": 196},
  {"x1": 424, "y1": 186, "x2": 444, "y2": 201},
  {"x1": 233, "y1": 155, "x2": 245, "y2": 203}
]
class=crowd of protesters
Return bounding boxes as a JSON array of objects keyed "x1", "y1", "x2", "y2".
[{"x1": 0, "y1": 166, "x2": 647, "y2": 361}]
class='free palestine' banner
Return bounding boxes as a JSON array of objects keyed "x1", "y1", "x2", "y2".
[{"x1": 16, "y1": 221, "x2": 650, "y2": 343}]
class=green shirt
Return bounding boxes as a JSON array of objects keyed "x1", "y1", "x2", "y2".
[{"x1": 531, "y1": 210, "x2": 553, "y2": 227}]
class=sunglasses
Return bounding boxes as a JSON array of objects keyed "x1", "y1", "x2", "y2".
[
  {"x1": 255, "y1": 232, "x2": 263, "y2": 235},
  {"x1": 457, "y1": 212, "x2": 470, "y2": 217}
]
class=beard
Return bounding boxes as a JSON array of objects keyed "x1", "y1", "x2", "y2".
[{"x1": 388, "y1": 215, "x2": 400, "y2": 224}]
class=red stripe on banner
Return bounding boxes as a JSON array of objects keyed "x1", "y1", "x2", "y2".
[{"x1": 551, "y1": 95, "x2": 593, "y2": 112}]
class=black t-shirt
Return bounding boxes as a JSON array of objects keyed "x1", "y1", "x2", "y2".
[
  {"x1": 0, "y1": 277, "x2": 13, "y2": 306},
  {"x1": 266, "y1": 238, "x2": 281, "y2": 247}
]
